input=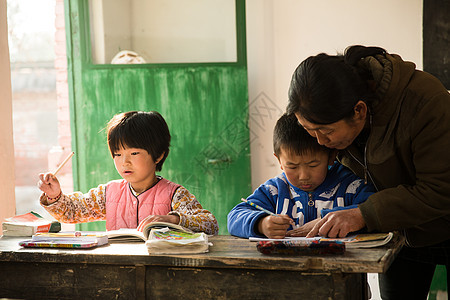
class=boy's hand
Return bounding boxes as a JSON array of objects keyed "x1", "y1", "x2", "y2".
[
  {"x1": 137, "y1": 214, "x2": 180, "y2": 232},
  {"x1": 38, "y1": 172, "x2": 61, "y2": 199},
  {"x1": 257, "y1": 214, "x2": 293, "y2": 239},
  {"x1": 286, "y1": 219, "x2": 320, "y2": 237},
  {"x1": 306, "y1": 208, "x2": 365, "y2": 238}
]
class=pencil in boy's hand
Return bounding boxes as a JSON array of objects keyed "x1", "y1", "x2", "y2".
[
  {"x1": 241, "y1": 198, "x2": 275, "y2": 216},
  {"x1": 53, "y1": 151, "x2": 75, "y2": 176},
  {"x1": 241, "y1": 198, "x2": 295, "y2": 226}
]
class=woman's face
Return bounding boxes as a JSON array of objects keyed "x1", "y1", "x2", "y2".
[{"x1": 295, "y1": 102, "x2": 367, "y2": 150}]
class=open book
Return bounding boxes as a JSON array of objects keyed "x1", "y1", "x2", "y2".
[
  {"x1": 2, "y1": 211, "x2": 61, "y2": 236},
  {"x1": 250, "y1": 232, "x2": 394, "y2": 249},
  {"x1": 320, "y1": 232, "x2": 394, "y2": 248},
  {"x1": 106, "y1": 221, "x2": 194, "y2": 243}
]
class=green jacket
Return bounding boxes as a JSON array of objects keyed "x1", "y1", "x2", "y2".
[{"x1": 338, "y1": 52, "x2": 450, "y2": 247}]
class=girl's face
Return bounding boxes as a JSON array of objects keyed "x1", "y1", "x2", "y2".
[
  {"x1": 112, "y1": 146, "x2": 161, "y2": 193},
  {"x1": 276, "y1": 148, "x2": 334, "y2": 192},
  {"x1": 295, "y1": 101, "x2": 367, "y2": 150}
]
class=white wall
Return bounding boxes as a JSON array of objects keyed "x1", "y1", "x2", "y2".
[
  {"x1": 0, "y1": 0, "x2": 17, "y2": 232},
  {"x1": 90, "y1": 0, "x2": 237, "y2": 64},
  {"x1": 246, "y1": 0, "x2": 423, "y2": 188}
]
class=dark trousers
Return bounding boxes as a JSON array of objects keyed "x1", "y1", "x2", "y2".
[{"x1": 379, "y1": 239, "x2": 450, "y2": 300}]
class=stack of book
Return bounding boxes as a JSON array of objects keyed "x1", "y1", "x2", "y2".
[
  {"x1": 2, "y1": 211, "x2": 61, "y2": 236},
  {"x1": 19, "y1": 232, "x2": 108, "y2": 249},
  {"x1": 146, "y1": 227, "x2": 210, "y2": 254}
]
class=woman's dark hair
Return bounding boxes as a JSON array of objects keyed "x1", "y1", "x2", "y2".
[
  {"x1": 107, "y1": 111, "x2": 170, "y2": 171},
  {"x1": 273, "y1": 113, "x2": 329, "y2": 157},
  {"x1": 286, "y1": 45, "x2": 385, "y2": 124}
]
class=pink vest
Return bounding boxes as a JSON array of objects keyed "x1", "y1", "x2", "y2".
[{"x1": 105, "y1": 178, "x2": 180, "y2": 230}]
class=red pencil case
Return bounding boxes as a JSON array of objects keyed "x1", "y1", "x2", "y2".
[{"x1": 256, "y1": 240, "x2": 345, "y2": 255}]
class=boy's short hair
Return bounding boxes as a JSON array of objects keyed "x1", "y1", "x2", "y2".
[
  {"x1": 273, "y1": 113, "x2": 330, "y2": 157},
  {"x1": 107, "y1": 111, "x2": 170, "y2": 171}
]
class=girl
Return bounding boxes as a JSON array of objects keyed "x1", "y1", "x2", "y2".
[{"x1": 38, "y1": 111, "x2": 219, "y2": 235}]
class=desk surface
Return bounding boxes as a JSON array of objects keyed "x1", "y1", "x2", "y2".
[{"x1": 0, "y1": 234, "x2": 403, "y2": 274}]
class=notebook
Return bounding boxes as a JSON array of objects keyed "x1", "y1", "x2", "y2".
[{"x1": 18, "y1": 232, "x2": 109, "y2": 249}]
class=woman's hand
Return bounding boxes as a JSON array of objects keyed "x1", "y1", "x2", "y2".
[
  {"x1": 38, "y1": 172, "x2": 61, "y2": 200},
  {"x1": 306, "y1": 208, "x2": 366, "y2": 238},
  {"x1": 286, "y1": 219, "x2": 320, "y2": 237},
  {"x1": 257, "y1": 214, "x2": 294, "y2": 239},
  {"x1": 137, "y1": 214, "x2": 180, "y2": 232}
]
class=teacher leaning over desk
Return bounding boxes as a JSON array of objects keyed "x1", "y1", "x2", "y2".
[{"x1": 286, "y1": 45, "x2": 450, "y2": 300}]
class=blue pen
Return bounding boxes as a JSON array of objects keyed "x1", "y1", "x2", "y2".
[{"x1": 241, "y1": 198, "x2": 276, "y2": 215}]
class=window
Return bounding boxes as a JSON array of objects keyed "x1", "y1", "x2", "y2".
[{"x1": 89, "y1": 0, "x2": 237, "y2": 64}]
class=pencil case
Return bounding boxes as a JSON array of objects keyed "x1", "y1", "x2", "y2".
[{"x1": 256, "y1": 240, "x2": 345, "y2": 255}]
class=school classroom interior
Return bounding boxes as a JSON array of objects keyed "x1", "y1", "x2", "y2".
[{"x1": 0, "y1": 0, "x2": 448, "y2": 299}]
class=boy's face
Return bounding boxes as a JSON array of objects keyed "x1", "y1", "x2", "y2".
[
  {"x1": 276, "y1": 147, "x2": 334, "y2": 192},
  {"x1": 112, "y1": 146, "x2": 161, "y2": 193}
]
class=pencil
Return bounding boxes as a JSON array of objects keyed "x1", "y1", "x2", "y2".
[
  {"x1": 241, "y1": 198, "x2": 276, "y2": 215},
  {"x1": 53, "y1": 151, "x2": 75, "y2": 176}
]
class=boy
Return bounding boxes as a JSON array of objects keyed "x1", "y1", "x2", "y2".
[{"x1": 227, "y1": 113, "x2": 374, "y2": 239}]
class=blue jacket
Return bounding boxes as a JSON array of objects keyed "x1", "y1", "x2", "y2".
[{"x1": 227, "y1": 162, "x2": 375, "y2": 238}]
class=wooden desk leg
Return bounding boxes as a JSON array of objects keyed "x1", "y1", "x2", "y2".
[{"x1": 136, "y1": 264, "x2": 146, "y2": 300}]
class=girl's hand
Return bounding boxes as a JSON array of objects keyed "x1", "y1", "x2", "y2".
[
  {"x1": 37, "y1": 172, "x2": 61, "y2": 199},
  {"x1": 257, "y1": 214, "x2": 293, "y2": 239},
  {"x1": 137, "y1": 214, "x2": 181, "y2": 232},
  {"x1": 286, "y1": 219, "x2": 320, "y2": 237},
  {"x1": 306, "y1": 208, "x2": 365, "y2": 238}
]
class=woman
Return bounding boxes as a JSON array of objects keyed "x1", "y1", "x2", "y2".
[{"x1": 286, "y1": 45, "x2": 450, "y2": 299}]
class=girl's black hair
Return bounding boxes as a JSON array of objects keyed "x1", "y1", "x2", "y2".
[
  {"x1": 107, "y1": 111, "x2": 170, "y2": 171},
  {"x1": 286, "y1": 45, "x2": 385, "y2": 124},
  {"x1": 273, "y1": 113, "x2": 329, "y2": 157}
]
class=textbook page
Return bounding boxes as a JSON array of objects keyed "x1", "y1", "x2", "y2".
[{"x1": 250, "y1": 232, "x2": 394, "y2": 248}]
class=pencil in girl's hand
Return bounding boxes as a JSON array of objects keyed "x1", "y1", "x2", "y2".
[
  {"x1": 53, "y1": 151, "x2": 75, "y2": 176},
  {"x1": 241, "y1": 198, "x2": 275, "y2": 215}
]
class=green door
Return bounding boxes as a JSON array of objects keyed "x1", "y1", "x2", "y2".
[{"x1": 65, "y1": 0, "x2": 251, "y2": 233}]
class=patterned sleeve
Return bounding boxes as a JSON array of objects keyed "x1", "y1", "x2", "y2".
[
  {"x1": 39, "y1": 184, "x2": 107, "y2": 224},
  {"x1": 169, "y1": 186, "x2": 219, "y2": 235}
]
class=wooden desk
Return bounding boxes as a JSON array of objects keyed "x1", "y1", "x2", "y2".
[{"x1": 0, "y1": 234, "x2": 403, "y2": 300}]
